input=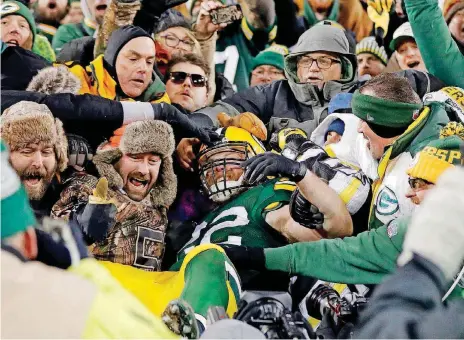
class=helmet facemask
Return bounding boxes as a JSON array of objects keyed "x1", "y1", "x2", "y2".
[{"x1": 198, "y1": 141, "x2": 257, "y2": 202}]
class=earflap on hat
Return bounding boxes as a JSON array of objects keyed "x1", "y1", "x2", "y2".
[{"x1": 0, "y1": 101, "x2": 68, "y2": 172}]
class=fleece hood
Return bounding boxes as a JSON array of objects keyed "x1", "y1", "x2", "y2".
[{"x1": 284, "y1": 25, "x2": 358, "y2": 105}]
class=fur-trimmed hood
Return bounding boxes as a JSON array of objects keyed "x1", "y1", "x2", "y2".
[
  {"x1": 26, "y1": 66, "x2": 82, "y2": 94},
  {"x1": 0, "y1": 101, "x2": 68, "y2": 172},
  {"x1": 92, "y1": 120, "x2": 177, "y2": 208}
]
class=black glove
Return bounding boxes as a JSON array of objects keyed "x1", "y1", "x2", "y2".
[
  {"x1": 67, "y1": 133, "x2": 94, "y2": 169},
  {"x1": 75, "y1": 203, "x2": 116, "y2": 244},
  {"x1": 152, "y1": 104, "x2": 220, "y2": 145},
  {"x1": 241, "y1": 152, "x2": 307, "y2": 184},
  {"x1": 221, "y1": 244, "x2": 265, "y2": 271},
  {"x1": 289, "y1": 189, "x2": 324, "y2": 230},
  {"x1": 35, "y1": 217, "x2": 90, "y2": 269}
]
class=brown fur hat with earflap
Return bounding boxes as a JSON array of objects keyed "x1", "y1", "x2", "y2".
[
  {"x1": 92, "y1": 120, "x2": 177, "y2": 208},
  {"x1": 0, "y1": 101, "x2": 68, "y2": 172}
]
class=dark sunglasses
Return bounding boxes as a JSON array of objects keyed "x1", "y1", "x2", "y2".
[{"x1": 167, "y1": 71, "x2": 207, "y2": 88}]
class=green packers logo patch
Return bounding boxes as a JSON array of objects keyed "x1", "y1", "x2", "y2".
[
  {"x1": 376, "y1": 187, "x2": 399, "y2": 216},
  {"x1": 1, "y1": 2, "x2": 20, "y2": 15}
]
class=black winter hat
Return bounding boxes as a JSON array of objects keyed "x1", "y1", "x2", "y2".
[
  {"x1": 103, "y1": 25, "x2": 153, "y2": 72},
  {"x1": 154, "y1": 9, "x2": 191, "y2": 35}
]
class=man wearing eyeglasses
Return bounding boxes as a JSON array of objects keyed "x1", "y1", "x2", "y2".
[
  {"x1": 249, "y1": 44, "x2": 288, "y2": 87},
  {"x1": 223, "y1": 130, "x2": 464, "y2": 302},
  {"x1": 196, "y1": 23, "x2": 358, "y2": 137}
]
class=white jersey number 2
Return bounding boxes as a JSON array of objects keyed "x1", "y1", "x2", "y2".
[{"x1": 215, "y1": 45, "x2": 239, "y2": 90}]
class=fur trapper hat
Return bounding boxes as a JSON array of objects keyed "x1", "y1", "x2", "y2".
[
  {"x1": 93, "y1": 120, "x2": 177, "y2": 208},
  {"x1": 26, "y1": 66, "x2": 82, "y2": 94},
  {"x1": 0, "y1": 101, "x2": 68, "y2": 172}
]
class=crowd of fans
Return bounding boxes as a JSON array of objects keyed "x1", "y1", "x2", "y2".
[{"x1": 1, "y1": 0, "x2": 464, "y2": 338}]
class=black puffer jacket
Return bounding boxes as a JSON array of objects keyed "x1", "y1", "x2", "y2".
[{"x1": 1, "y1": 45, "x2": 50, "y2": 90}]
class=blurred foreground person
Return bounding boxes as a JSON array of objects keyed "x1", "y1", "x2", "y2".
[{"x1": 0, "y1": 140, "x2": 177, "y2": 339}]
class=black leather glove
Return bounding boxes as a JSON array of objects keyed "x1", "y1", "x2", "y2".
[
  {"x1": 75, "y1": 177, "x2": 117, "y2": 244},
  {"x1": 289, "y1": 188, "x2": 324, "y2": 230},
  {"x1": 221, "y1": 244, "x2": 265, "y2": 271},
  {"x1": 241, "y1": 152, "x2": 307, "y2": 184},
  {"x1": 35, "y1": 217, "x2": 90, "y2": 269},
  {"x1": 152, "y1": 104, "x2": 220, "y2": 145},
  {"x1": 67, "y1": 133, "x2": 93, "y2": 169}
]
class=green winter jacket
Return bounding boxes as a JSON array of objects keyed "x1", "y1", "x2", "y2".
[
  {"x1": 265, "y1": 216, "x2": 463, "y2": 299},
  {"x1": 404, "y1": 0, "x2": 464, "y2": 87},
  {"x1": 52, "y1": 19, "x2": 96, "y2": 54},
  {"x1": 368, "y1": 102, "x2": 449, "y2": 230}
]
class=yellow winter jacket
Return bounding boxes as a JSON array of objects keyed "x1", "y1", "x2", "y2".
[
  {"x1": 65, "y1": 55, "x2": 171, "y2": 104},
  {"x1": 71, "y1": 258, "x2": 179, "y2": 339}
]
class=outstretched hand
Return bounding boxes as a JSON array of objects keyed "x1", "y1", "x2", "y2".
[{"x1": 241, "y1": 152, "x2": 307, "y2": 184}]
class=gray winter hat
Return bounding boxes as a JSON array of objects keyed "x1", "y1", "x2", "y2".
[{"x1": 284, "y1": 25, "x2": 357, "y2": 104}]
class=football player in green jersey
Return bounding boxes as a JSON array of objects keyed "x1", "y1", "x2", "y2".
[{"x1": 101, "y1": 126, "x2": 352, "y2": 338}]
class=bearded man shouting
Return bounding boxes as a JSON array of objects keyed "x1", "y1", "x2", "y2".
[{"x1": 0, "y1": 101, "x2": 68, "y2": 216}]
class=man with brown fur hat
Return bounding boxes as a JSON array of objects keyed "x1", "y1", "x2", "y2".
[
  {"x1": 0, "y1": 101, "x2": 68, "y2": 216},
  {"x1": 52, "y1": 120, "x2": 177, "y2": 272}
]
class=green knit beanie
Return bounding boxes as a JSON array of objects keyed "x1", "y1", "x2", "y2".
[
  {"x1": 0, "y1": 141, "x2": 37, "y2": 239},
  {"x1": 251, "y1": 44, "x2": 289, "y2": 72},
  {"x1": 0, "y1": 1, "x2": 36, "y2": 44},
  {"x1": 352, "y1": 90, "x2": 423, "y2": 128}
]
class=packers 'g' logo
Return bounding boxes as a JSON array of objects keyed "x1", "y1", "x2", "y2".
[
  {"x1": 1, "y1": 2, "x2": 20, "y2": 15},
  {"x1": 376, "y1": 187, "x2": 399, "y2": 216}
]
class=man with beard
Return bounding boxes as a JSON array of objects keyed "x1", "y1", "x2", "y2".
[
  {"x1": 66, "y1": 25, "x2": 169, "y2": 103},
  {"x1": 51, "y1": 120, "x2": 177, "y2": 272},
  {"x1": 53, "y1": 0, "x2": 109, "y2": 53},
  {"x1": 356, "y1": 36, "x2": 387, "y2": 79},
  {"x1": 34, "y1": 0, "x2": 69, "y2": 42},
  {"x1": 0, "y1": 101, "x2": 68, "y2": 217}
]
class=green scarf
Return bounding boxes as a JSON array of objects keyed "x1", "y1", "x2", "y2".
[
  {"x1": 352, "y1": 90, "x2": 423, "y2": 128},
  {"x1": 303, "y1": 0, "x2": 339, "y2": 27}
]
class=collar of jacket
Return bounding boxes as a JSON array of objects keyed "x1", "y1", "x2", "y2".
[
  {"x1": 303, "y1": 0, "x2": 339, "y2": 27},
  {"x1": 241, "y1": 17, "x2": 277, "y2": 44},
  {"x1": 83, "y1": 18, "x2": 97, "y2": 36},
  {"x1": 286, "y1": 77, "x2": 356, "y2": 106},
  {"x1": 87, "y1": 55, "x2": 168, "y2": 102}
]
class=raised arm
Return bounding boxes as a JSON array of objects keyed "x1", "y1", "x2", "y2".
[{"x1": 404, "y1": 0, "x2": 464, "y2": 87}]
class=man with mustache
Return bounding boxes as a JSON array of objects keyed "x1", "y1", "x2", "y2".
[
  {"x1": 34, "y1": 0, "x2": 69, "y2": 42},
  {"x1": 53, "y1": 0, "x2": 109, "y2": 53},
  {"x1": 0, "y1": 101, "x2": 69, "y2": 217},
  {"x1": 51, "y1": 120, "x2": 177, "y2": 272}
]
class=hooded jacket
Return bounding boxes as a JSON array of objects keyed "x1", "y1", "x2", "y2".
[
  {"x1": 52, "y1": 121, "x2": 177, "y2": 271},
  {"x1": 65, "y1": 25, "x2": 168, "y2": 103},
  {"x1": 197, "y1": 25, "x2": 358, "y2": 137}
]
